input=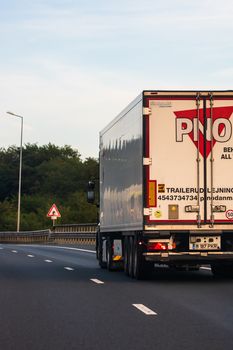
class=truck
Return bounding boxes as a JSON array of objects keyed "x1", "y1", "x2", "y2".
[{"x1": 89, "y1": 90, "x2": 233, "y2": 279}]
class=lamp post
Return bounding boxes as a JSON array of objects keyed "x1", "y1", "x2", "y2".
[{"x1": 6, "y1": 111, "x2": 23, "y2": 232}]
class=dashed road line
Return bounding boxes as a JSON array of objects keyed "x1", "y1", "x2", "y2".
[
  {"x1": 133, "y1": 304, "x2": 157, "y2": 316},
  {"x1": 17, "y1": 244, "x2": 96, "y2": 254},
  {"x1": 90, "y1": 279, "x2": 104, "y2": 284},
  {"x1": 64, "y1": 267, "x2": 74, "y2": 271},
  {"x1": 27, "y1": 255, "x2": 35, "y2": 258},
  {"x1": 44, "y1": 259, "x2": 53, "y2": 263},
  {"x1": 11, "y1": 250, "x2": 18, "y2": 253}
]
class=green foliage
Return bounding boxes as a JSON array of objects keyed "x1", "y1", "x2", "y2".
[
  {"x1": 0, "y1": 200, "x2": 17, "y2": 230},
  {"x1": 0, "y1": 144, "x2": 98, "y2": 231}
]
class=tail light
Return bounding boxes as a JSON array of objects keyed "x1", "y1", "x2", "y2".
[
  {"x1": 147, "y1": 242, "x2": 168, "y2": 251},
  {"x1": 147, "y1": 242, "x2": 176, "y2": 251}
]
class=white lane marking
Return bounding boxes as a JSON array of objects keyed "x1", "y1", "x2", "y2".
[
  {"x1": 0, "y1": 247, "x2": 3, "y2": 250},
  {"x1": 133, "y1": 304, "x2": 157, "y2": 316},
  {"x1": 18, "y1": 245, "x2": 96, "y2": 254},
  {"x1": 27, "y1": 254, "x2": 35, "y2": 258},
  {"x1": 64, "y1": 267, "x2": 74, "y2": 271},
  {"x1": 90, "y1": 279, "x2": 104, "y2": 284},
  {"x1": 44, "y1": 259, "x2": 53, "y2": 263},
  {"x1": 12, "y1": 250, "x2": 18, "y2": 253},
  {"x1": 200, "y1": 267, "x2": 211, "y2": 271},
  {"x1": 55, "y1": 246, "x2": 96, "y2": 254}
]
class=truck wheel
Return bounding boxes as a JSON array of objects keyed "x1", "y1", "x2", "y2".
[
  {"x1": 98, "y1": 236, "x2": 107, "y2": 269},
  {"x1": 106, "y1": 239, "x2": 114, "y2": 271},
  {"x1": 133, "y1": 238, "x2": 141, "y2": 279},
  {"x1": 211, "y1": 263, "x2": 233, "y2": 278},
  {"x1": 128, "y1": 237, "x2": 134, "y2": 278},
  {"x1": 96, "y1": 244, "x2": 99, "y2": 260},
  {"x1": 96, "y1": 229, "x2": 100, "y2": 260},
  {"x1": 133, "y1": 237, "x2": 152, "y2": 280},
  {"x1": 124, "y1": 237, "x2": 129, "y2": 275},
  {"x1": 99, "y1": 252, "x2": 107, "y2": 268}
]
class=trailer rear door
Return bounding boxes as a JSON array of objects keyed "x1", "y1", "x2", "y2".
[{"x1": 144, "y1": 92, "x2": 233, "y2": 227}]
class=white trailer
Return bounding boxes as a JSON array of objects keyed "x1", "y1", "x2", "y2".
[{"x1": 96, "y1": 90, "x2": 233, "y2": 279}]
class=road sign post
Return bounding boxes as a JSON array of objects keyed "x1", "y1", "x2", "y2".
[
  {"x1": 47, "y1": 204, "x2": 61, "y2": 229},
  {"x1": 51, "y1": 213, "x2": 57, "y2": 227}
]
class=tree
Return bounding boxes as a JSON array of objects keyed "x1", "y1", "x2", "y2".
[{"x1": 0, "y1": 144, "x2": 99, "y2": 230}]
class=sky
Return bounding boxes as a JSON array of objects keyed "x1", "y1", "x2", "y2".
[{"x1": 0, "y1": 0, "x2": 232, "y2": 159}]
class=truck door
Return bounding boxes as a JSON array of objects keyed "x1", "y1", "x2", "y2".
[
  {"x1": 144, "y1": 92, "x2": 233, "y2": 227},
  {"x1": 206, "y1": 95, "x2": 233, "y2": 225}
]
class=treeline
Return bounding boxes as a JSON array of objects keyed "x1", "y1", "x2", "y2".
[{"x1": 0, "y1": 144, "x2": 98, "y2": 231}]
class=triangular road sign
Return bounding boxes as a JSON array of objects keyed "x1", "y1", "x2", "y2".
[{"x1": 47, "y1": 204, "x2": 61, "y2": 218}]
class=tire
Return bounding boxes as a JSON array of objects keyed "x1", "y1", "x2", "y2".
[
  {"x1": 98, "y1": 235, "x2": 107, "y2": 269},
  {"x1": 133, "y1": 237, "x2": 153, "y2": 280},
  {"x1": 124, "y1": 237, "x2": 129, "y2": 276},
  {"x1": 133, "y1": 237, "x2": 140, "y2": 279},
  {"x1": 99, "y1": 251, "x2": 107, "y2": 268},
  {"x1": 128, "y1": 237, "x2": 134, "y2": 278},
  {"x1": 106, "y1": 239, "x2": 114, "y2": 271},
  {"x1": 96, "y1": 230, "x2": 100, "y2": 260},
  {"x1": 211, "y1": 263, "x2": 233, "y2": 278}
]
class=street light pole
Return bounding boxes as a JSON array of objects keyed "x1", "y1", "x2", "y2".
[{"x1": 6, "y1": 111, "x2": 24, "y2": 232}]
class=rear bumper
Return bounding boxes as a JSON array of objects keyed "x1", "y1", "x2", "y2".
[{"x1": 144, "y1": 251, "x2": 233, "y2": 264}]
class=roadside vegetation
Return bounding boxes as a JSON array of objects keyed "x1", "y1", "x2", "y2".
[{"x1": 0, "y1": 144, "x2": 98, "y2": 231}]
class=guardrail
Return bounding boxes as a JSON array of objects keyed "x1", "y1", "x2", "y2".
[
  {"x1": 50, "y1": 233, "x2": 96, "y2": 245},
  {"x1": 0, "y1": 224, "x2": 97, "y2": 245},
  {"x1": 54, "y1": 223, "x2": 97, "y2": 234},
  {"x1": 0, "y1": 230, "x2": 51, "y2": 243}
]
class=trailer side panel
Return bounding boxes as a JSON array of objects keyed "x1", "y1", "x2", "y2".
[{"x1": 99, "y1": 96, "x2": 143, "y2": 232}]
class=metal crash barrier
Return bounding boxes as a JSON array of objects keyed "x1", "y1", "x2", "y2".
[
  {"x1": 0, "y1": 224, "x2": 97, "y2": 245},
  {"x1": 0, "y1": 230, "x2": 50, "y2": 244},
  {"x1": 54, "y1": 223, "x2": 97, "y2": 234}
]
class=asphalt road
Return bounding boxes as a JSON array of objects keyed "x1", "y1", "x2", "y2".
[{"x1": 0, "y1": 244, "x2": 232, "y2": 350}]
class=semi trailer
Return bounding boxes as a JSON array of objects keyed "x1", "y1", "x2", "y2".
[{"x1": 91, "y1": 90, "x2": 233, "y2": 279}]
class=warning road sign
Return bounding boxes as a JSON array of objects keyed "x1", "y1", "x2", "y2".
[{"x1": 47, "y1": 204, "x2": 61, "y2": 218}]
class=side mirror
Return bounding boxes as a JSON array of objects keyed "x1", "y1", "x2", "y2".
[{"x1": 87, "y1": 180, "x2": 95, "y2": 204}]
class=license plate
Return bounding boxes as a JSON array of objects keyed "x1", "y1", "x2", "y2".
[{"x1": 189, "y1": 236, "x2": 221, "y2": 250}]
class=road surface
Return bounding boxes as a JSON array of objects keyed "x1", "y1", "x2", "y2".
[{"x1": 0, "y1": 244, "x2": 232, "y2": 350}]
